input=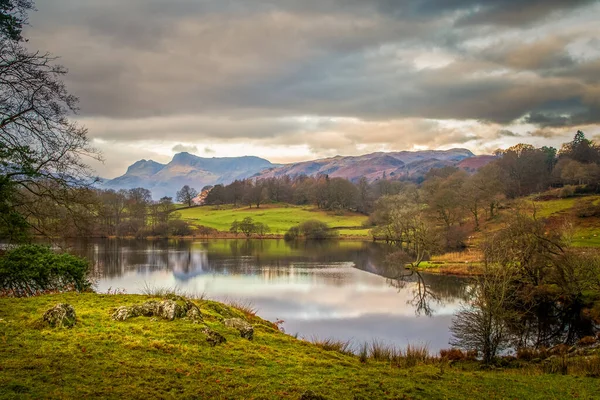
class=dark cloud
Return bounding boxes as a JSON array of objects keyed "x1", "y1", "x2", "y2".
[{"x1": 21, "y1": 0, "x2": 600, "y2": 150}]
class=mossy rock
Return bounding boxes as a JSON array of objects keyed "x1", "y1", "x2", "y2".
[
  {"x1": 43, "y1": 303, "x2": 76, "y2": 328},
  {"x1": 111, "y1": 298, "x2": 202, "y2": 322}
]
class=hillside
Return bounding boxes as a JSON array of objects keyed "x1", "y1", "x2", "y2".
[
  {"x1": 179, "y1": 204, "x2": 370, "y2": 237},
  {"x1": 1, "y1": 293, "x2": 598, "y2": 399},
  {"x1": 256, "y1": 149, "x2": 478, "y2": 182},
  {"x1": 102, "y1": 153, "x2": 277, "y2": 199},
  {"x1": 102, "y1": 149, "x2": 493, "y2": 199}
]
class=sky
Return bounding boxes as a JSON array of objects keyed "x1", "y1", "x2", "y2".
[{"x1": 25, "y1": 0, "x2": 600, "y2": 178}]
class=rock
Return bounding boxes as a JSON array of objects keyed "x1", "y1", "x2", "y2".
[
  {"x1": 202, "y1": 328, "x2": 226, "y2": 347},
  {"x1": 137, "y1": 301, "x2": 158, "y2": 317},
  {"x1": 111, "y1": 306, "x2": 140, "y2": 321},
  {"x1": 185, "y1": 304, "x2": 203, "y2": 323},
  {"x1": 224, "y1": 318, "x2": 254, "y2": 340},
  {"x1": 154, "y1": 300, "x2": 185, "y2": 321},
  {"x1": 43, "y1": 303, "x2": 76, "y2": 328},
  {"x1": 112, "y1": 298, "x2": 202, "y2": 322},
  {"x1": 300, "y1": 390, "x2": 327, "y2": 400}
]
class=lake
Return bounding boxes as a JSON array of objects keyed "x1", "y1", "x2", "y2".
[{"x1": 66, "y1": 238, "x2": 471, "y2": 352}]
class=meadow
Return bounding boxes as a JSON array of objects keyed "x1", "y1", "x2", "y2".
[
  {"x1": 1, "y1": 293, "x2": 599, "y2": 399},
  {"x1": 178, "y1": 204, "x2": 370, "y2": 237}
]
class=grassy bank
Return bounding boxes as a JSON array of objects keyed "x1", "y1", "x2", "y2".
[
  {"x1": 179, "y1": 204, "x2": 371, "y2": 237},
  {"x1": 1, "y1": 293, "x2": 599, "y2": 399}
]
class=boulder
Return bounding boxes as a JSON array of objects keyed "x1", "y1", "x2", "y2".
[
  {"x1": 185, "y1": 303, "x2": 203, "y2": 323},
  {"x1": 43, "y1": 303, "x2": 76, "y2": 328},
  {"x1": 224, "y1": 318, "x2": 254, "y2": 340},
  {"x1": 111, "y1": 306, "x2": 140, "y2": 321},
  {"x1": 202, "y1": 328, "x2": 226, "y2": 347},
  {"x1": 111, "y1": 299, "x2": 203, "y2": 322},
  {"x1": 154, "y1": 300, "x2": 185, "y2": 321},
  {"x1": 137, "y1": 301, "x2": 158, "y2": 317}
]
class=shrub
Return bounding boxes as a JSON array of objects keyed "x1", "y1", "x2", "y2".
[
  {"x1": 300, "y1": 220, "x2": 337, "y2": 240},
  {"x1": 440, "y1": 348, "x2": 467, "y2": 361},
  {"x1": 559, "y1": 185, "x2": 576, "y2": 198},
  {"x1": 169, "y1": 219, "x2": 193, "y2": 236},
  {"x1": 0, "y1": 245, "x2": 92, "y2": 297},
  {"x1": 284, "y1": 226, "x2": 300, "y2": 241},
  {"x1": 285, "y1": 220, "x2": 338, "y2": 241},
  {"x1": 254, "y1": 222, "x2": 271, "y2": 237}
]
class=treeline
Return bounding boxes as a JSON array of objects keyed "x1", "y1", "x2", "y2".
[
  {"x1": 6, "y1": 186, "x2": 195, "y2": 240},
  {"x1": 370, "y1": 131, "x2": 600, "y2": 253},
  {"x1": 205, "y1": 174, "x2": 406, "y2": 214}
]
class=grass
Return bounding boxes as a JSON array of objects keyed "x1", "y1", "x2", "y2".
[
  {"x1": 532, "y1": 197, "x2": 579, "y2": 218},
  {"x1": 178, "y1": 204, "x2": 370, "y2": 236},
  {"x1": 2, "y1": 293, "x2": 600, "y2": 399}
]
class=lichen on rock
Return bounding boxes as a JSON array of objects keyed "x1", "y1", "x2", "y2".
[
  {"x1": 43, "y1": 303, "x2": 76, "y2": 328},
  {"x1": 202, "y1": 327, "x2": 226, "y2": 347},
  {"x1": 111, "y1": 298, "x2": 203, "y2": 322},
  {"x1": 224, "y1": 318, "x2": 254, "y2": 340}
]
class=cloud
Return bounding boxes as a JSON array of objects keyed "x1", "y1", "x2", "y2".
[
  {"x1": 18, "y1": 0, "x2": 600, "y2": 175},
  {"x1": 172, "y1": 144, "x2": 199, "y2": 154}
]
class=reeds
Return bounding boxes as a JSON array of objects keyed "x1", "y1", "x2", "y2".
[
  {"x1": 224, "y1": 298, "x2": 258, "y2": 316},
  {"x1": 140, "y1": 282, "x2": 206, "y2": 300},
  {"x1": 310, "y1": 337, "x2": 431, "y2": 367}
]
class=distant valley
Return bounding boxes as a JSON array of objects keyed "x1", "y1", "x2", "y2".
[{"x1": 102, "y1": 149, "x2": 495, "y2": 198}]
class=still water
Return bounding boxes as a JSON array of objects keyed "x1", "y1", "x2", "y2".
[{"x1": 67, "y1": 239, "x2": 470, "y2": 352}]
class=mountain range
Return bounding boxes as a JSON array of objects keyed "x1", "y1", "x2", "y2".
[
  {"x1": 101, "y1": 149, "x2": 495, "y2": 198},
  {"x1": 101, "y1": 153, "x2": 278, "y2": 199}
]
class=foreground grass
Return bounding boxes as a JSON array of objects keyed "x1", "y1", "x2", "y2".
[
  {"x1": 179, "y1": 204, "x2": 370, "y2": 237},
  {"x1": 1, "y1": 294, "x2": 599, "y2": 399}
]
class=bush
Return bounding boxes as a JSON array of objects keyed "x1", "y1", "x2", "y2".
[
  {"x1": 559, "y1": 185, "x2": 576, "y2": 198},
  {"x1": 440, "y1": 348, "x2": 467, "y2": 361},
  {"x1": 285, "y1": 220, "x2": 338, "y2": 241},
  {"x1": 284, "y1": 226, "x2": 300, "y2": 241},
  {"x1": 169, "y1": 219, "x2": 193, "y2": 236},
  {"x1": 0, "y1": 245, "x2": 92, "y2": 297},
  {"x1": 230, "y1": 218, "x2": 270, "y2": 238},
  {"x1": 300, "y1": 220, "x2": 337, "y2": 239}
]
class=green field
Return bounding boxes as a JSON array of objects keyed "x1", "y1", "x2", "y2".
[
  {"x1": 179, "y1": 204, "x2": 370, "y2": 237},
  {"x1": 530, "y1": 195, "x2": 600, "y2": 247},
  {"x1": 1, "y1": 293, "x2": 599, "y2": 399}
]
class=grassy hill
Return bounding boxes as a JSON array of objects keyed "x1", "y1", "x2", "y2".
[
  {"x1": 2, "y1": 293, "x2": 599, "y2": 399},
  {"x1": 178, "y1": 204, "x2": 371, "y2": 237}
]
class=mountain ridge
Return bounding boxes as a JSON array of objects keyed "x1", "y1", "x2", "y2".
[{"x1": 103, "y1": 149, "x2": 494, "y2": 198}]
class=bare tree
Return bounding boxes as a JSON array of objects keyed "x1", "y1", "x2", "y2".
[
  {"x1": 176, "y1": 185, "x2": 198, "y2": 207},
  {"x1": 450, "y1": 263, "x2": 517, "y2": 363},
  {"x1": 1, "y1": 2, "x2": 100, "y2": 240}
]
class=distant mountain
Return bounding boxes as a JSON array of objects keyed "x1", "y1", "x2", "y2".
[
  {"x1": 103, "y1": 148, "x2": 493, "y2": 198},
  {"x1": 102, "y1": 153, "x2": 277, "y2": 198},
  {"x1": 256, "y1": 149, "x2": 478, "y2": 182}
]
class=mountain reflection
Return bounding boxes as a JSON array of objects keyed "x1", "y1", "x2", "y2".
[{"x1": 60, "y1": 238, "x2": 469, "y2": 351}]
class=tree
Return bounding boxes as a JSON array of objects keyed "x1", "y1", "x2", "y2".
[
  {"x1": 495, "y1": 144, "x2": 551, "y2": 198},
  {"x1": 239, "y1": 217, "x2": 256, "y2": 237},
  {"x1": 0, "y1": 1, "x2": 99, "y2": 240},
  {"x1": 356, "y1": 177, "x2": 372, "y2": 214},
  {"x1": 126, "y1": 188, "x2": 151, "y2": 235},
  {"x1": 450, "y1": 263, "x2": 517, "y2": 364},
  {"x1": 176, "y1": 185, "x2": 198, "y2": 207},
  {"x1": 559, "y1": 131, "x2": 600, "y2": 164},
  {"x1": 254, "y1": 222, "x2": 271, "y2": 237},
  {"x1": 0, "y1": 0, "x2": 31, "y2": 41}
]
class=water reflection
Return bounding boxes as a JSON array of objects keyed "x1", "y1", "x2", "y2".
[{"x1": 64, "y1": 238, "x2": 470, "y2": 351}]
